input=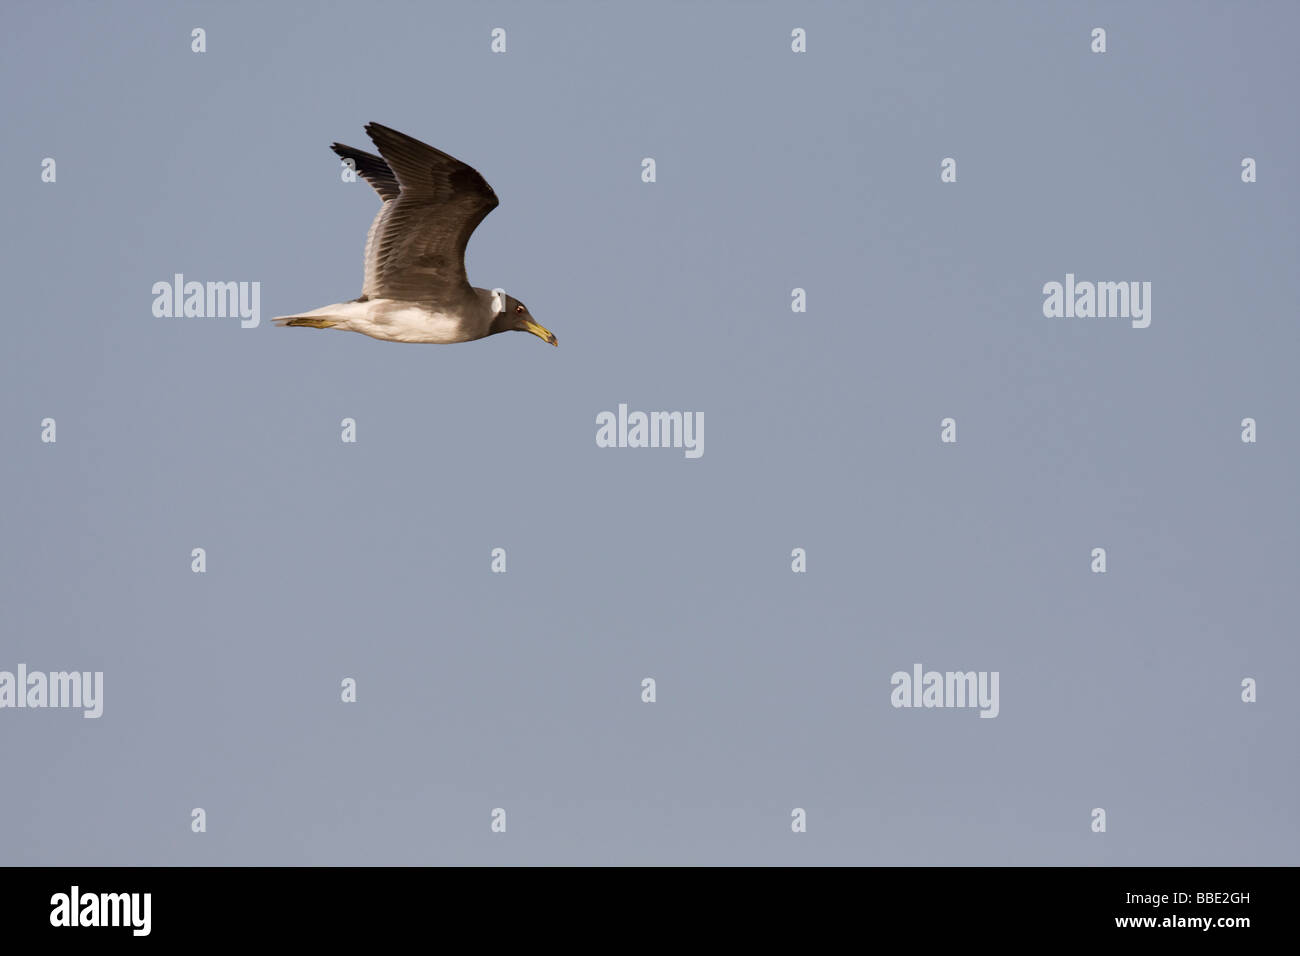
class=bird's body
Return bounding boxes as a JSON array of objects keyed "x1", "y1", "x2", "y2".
[
  {"x1": 274, "y1": 123, "x2": 557, "y2": 348},
  {"x1": 282, "y1": 290, "x2": 496, "y2": 344}
]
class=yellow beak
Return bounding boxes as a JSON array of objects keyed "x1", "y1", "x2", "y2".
[{"x1": 522, "y1": 319, "x2": 558, "y2": 346}]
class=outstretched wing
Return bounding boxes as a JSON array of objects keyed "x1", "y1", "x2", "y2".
[
  {"x1": 360, "y1": 122, "x2": 500, "y2": 303},
  {"x1": 331, "y1": 143, "x2": 401, "y2": 298}
]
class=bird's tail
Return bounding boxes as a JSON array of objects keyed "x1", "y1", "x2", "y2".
[
  {"x1": 273, "y1": 315, "x2": 339, "y2": 329},
  {"x1": 272, "y1": 303, "x2": 344, "y2": 329}
]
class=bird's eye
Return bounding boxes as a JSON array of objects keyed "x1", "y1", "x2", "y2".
[{"x1": 515, "y1": 305, "x2": 524, "y2": 314}]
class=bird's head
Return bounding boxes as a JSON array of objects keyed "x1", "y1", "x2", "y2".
[{"x1": 490, "y1": 294, "x2": 557, "y2": 346}]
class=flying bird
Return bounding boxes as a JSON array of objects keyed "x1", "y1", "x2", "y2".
[{"x1": 274, "y1": 123, "x2": 557, "y2": 347}]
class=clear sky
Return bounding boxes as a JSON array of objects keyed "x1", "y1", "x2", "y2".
[{"x1": 1, "y1": 0, "x2": 1296, "y2": 864}]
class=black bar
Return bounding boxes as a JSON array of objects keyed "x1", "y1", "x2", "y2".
[{"x1": 0, "y1": 866, "x2": 1278, "y2": 941}]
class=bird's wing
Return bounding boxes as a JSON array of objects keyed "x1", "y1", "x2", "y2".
[
  {"x1": 330, "y1": 143, "x2": 400, "y2": 201},
  {"x1": 330, "y1": 144, "x2": 400, "y2": 298},
  {"x1": 362, "y1": 122, "x2": 500, "y2": 303},
  {"x1": 359, "y1": 203, "x2": 393, "y2": 299}
]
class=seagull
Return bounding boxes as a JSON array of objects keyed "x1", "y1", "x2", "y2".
[{"x1": 273, "y1": 122, "x2": 557, "y2": 347}]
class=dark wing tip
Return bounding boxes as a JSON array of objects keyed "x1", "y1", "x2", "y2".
[{"x1": 330, "y1": 141, "x2": 401, "y2": 202}]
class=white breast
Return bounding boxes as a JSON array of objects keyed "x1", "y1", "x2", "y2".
[{"x1": 345, "y1": 299, "x2": 482, "y2": 344}]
